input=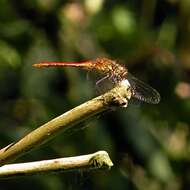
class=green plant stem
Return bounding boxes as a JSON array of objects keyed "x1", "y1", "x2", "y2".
[
  {"x1": 0, "y1": 82, "x2": 131, "y2": 166},
  {"x1": 0, "y1": 151, "x2": 113, "y2": 178}
]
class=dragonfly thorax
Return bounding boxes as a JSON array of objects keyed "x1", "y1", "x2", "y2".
[{"x1": 93, "y1": 58, "x2": 128, "y2": 83}]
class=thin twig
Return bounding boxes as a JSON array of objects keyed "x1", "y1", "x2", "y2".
[
  {"x1": 0, "y1": 81, "x2": 131, "y2": 166},
  {"x1": 0, "y1": 151, "x2": 113, "y2": 178}
]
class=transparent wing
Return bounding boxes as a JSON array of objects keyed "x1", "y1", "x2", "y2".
[{"x1": 127, "y1": 73, "x2": 161, "y2": 104}]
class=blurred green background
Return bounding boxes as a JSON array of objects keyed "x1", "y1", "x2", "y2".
[{"x1": 0, "y1": 0, "x2": 190, "y2": 189}]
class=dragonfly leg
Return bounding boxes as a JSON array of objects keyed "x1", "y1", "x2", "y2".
[
  {"x1": 95, "y1": 73, "x2": 110, "y2": 86},
  {"x1": 95, "y1": 74, "x2": 110, "y2": 94},
  {"x1": 86, "y1": 70, "x2": 91, "y2": 81},
  {"x1": 108, "y1": 73, "x2": 115, "y2": 82}
]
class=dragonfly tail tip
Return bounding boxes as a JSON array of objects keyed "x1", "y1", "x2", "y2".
[{"x1": 32, "y1": 63, "x2": 45, "y2": 68}]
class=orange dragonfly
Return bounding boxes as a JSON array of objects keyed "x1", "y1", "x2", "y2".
[{"x1": 33, "y1": 57, "x2": 160, "y2": 104}]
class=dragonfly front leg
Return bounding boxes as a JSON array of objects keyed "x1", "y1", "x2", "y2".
[
  {"x1": 94, "y1": 74, "x2": 110, "y2": 94},
  {"x1": 95, "y1": 73, "x2": 110, "y2": 86}
]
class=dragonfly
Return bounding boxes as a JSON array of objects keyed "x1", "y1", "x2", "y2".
[{"x1": 33, "y1": 57, "x2": 160, "y2": 104}]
